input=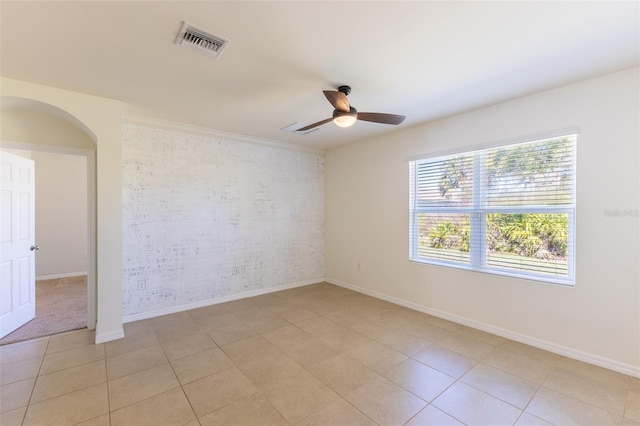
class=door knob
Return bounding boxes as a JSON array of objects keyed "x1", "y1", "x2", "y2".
[{"x1": 30, "y1": 245, "x2": 39, "y2": 251}]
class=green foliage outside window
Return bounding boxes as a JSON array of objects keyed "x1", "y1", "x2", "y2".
[{"x1": 420, "y1": 213, "x2": 567, "y2": 260}]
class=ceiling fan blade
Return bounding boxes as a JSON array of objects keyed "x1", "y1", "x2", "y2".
[
  {"x1": 323, "y1": 90, "x2": 350, "y2": 112},
  {"x1": 357, "y1": 112, "x2": 406, "y2": 125},
  {"x1": 296, "y1": 117, "x2": 334, "y2": 132}
]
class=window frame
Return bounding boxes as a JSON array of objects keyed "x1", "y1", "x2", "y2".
[{"x1": 409, "y1": 133, "x2": 576, "y2": 286}]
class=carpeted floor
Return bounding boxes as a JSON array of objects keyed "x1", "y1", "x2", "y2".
[{"x1": 0, "y1": 275, "x2": 87, "y2": 345}]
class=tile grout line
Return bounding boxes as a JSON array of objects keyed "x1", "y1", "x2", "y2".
[
  {"x1": 104, "y1": 341, "x2": 113, "y2": 426},
  {"x1": 185, "y1": 309, "x2": 271, "y2": 423},
  {"x1": 20, "y1": 336, "x2": 51, "y2": 425},
  {"x1": 536, "y1": 364, "x2": 629, "y2": 421},
  {"x1": 163, "y1": 322, "x2": 204, "y2": 425},
  {"x1": 517, "y1": 357, "x2": 558, "y2": 424}
]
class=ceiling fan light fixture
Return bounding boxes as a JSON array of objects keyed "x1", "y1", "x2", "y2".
[
  {"x1": 334, "y1": 115, "x2": 357, "y2": 128},
  {"x1": 333, "y1": 107, "x2": 358, "y2": 128}
]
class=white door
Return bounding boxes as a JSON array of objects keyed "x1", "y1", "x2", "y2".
[{"x1": 0, "y1": 151, "x2": 36, "y2": 339}]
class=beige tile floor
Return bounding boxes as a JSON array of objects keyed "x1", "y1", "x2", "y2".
[{"x1": 1, "y1": 282, "x2": 638, "y2": 425}]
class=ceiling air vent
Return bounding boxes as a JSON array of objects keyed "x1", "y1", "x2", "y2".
[{"x1": 175, "y1": 22, "x2": 229, "y2": 59}]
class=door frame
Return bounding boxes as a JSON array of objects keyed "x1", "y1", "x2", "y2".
[{"x1": 0, "y1": 142, "x2": 97, "y2": 330}]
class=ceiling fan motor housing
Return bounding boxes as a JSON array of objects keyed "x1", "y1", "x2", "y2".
[
  {"x1": 338, "y1": 85, "x2": 352, "y2": 96},
  {"x1": 333, "y1": 106, "x2": 357, "y2": 119}
]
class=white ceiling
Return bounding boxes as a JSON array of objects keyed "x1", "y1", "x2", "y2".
[{"x1": 1, "y1": 1, "x2": 638, "y2": 149}]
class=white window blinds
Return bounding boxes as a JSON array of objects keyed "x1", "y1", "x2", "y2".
[{"x1": 409, "y1": 134, "x2": 576, "y2": 285}]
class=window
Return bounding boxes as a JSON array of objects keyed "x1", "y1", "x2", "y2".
[{"x1": 409, "y1": 134, "x2": 576, "y2": 285}]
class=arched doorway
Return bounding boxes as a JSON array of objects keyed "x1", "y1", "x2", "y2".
[{"x1": 1, "y1": 97, "x2": 97, "y2": 342}]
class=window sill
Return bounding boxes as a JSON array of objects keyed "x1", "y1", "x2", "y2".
[{"x1": 409, "y1": 257, "x2": 575, "y2": 287}]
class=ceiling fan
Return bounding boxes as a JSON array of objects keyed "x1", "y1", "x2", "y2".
[{"x1": 297, "y1": 85, "x2": 406, "y2": 132}]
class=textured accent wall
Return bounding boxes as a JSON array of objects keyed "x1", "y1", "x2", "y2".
[{"x1": 122, "y1": 123, "x2": 324, "y2": 317}]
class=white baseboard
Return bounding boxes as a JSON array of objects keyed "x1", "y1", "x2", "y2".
[
  {"x1": 94, "y1": 324, "x2": 125, "y2": 344},
  {"x1": 122, "y1": 278, "x2": 324, "y2": 324},
  {"x1": 36, "y1": 272, "x2": 87, "y2": 281},
  {"x1": 326, "y1": 277, "x2": 640, "y2": 378}
]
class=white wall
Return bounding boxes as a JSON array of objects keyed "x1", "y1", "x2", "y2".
[
  {"x1": 1, "y1": 106, "x2": 96, "y2": 150},
  {"x1": 121, "y1": 121, "x2": 325, "y2": 319},
  {"x1": 32, "y1": 151, "x2": 87, "y2": 279},
  {"x1": 325, "y1": 68, "x2": 640, "y2": 375}
]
